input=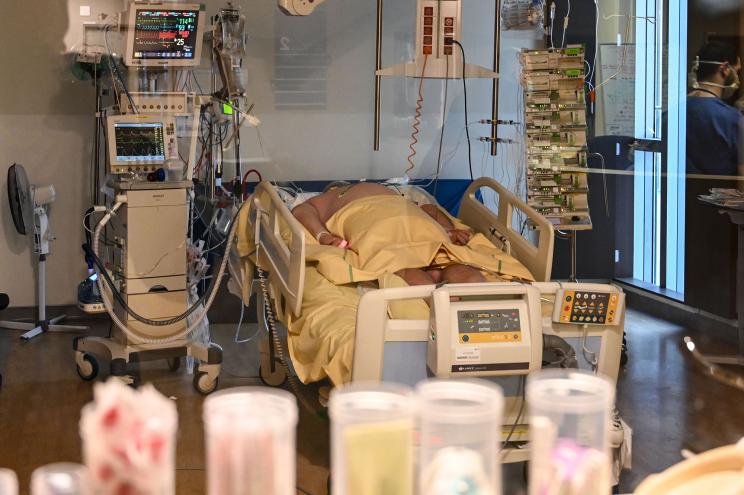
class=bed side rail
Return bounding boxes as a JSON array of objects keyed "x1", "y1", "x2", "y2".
[
  {"x1": 253, "y1": 181, "x2": 306, "y2": 318},
  {"x1": 352, "y1": 285, "x2": 434, "y2": 382},
  {"x1": 459, "y1": 177, "x2": 555, "y2": 282}
]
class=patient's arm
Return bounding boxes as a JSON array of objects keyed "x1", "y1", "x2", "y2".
[
  {"x1": 420, "y1": 204, "x2": 472, "y2": 245},
  {"x1": 292, "y1": 200, "x2": 346, "y2": 247}
]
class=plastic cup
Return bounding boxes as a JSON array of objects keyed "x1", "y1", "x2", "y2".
[
  {"x1": 0, "y1": 469, "x2": 18, "y2": 495},
  {"x1": 527, "y1": 369, "x2": 615, "y2": 495},
  {"x1": 203, "y1": 387, "x2": 298, "y2": 495},
  {"x1": 30, "y1": 463, "x2": 89, "y2": 495},
  {"x1": 329, "y1": 383, "x2": 416, "y2": 495},
  {"x1": 416, "y1": 379, "x2": 504, "y2": 495}
]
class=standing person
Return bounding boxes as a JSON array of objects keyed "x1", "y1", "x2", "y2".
[
  {"x1": 685, "y1": 40, "x2": 743, "y2": 318},
  {"x1": 686, "y1": 41, "x2": 743, "y2": 176}
]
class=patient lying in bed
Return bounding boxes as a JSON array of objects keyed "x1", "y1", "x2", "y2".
[{"x1": 292, "y1": 182, "x2": 532, "y2": 285}]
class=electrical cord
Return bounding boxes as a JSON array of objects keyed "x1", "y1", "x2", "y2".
[
  {"x1": 561, "y1": 0, "x2": 571, "y2": 48},
  {"x1": 434, "y1": 55, "x2": 450, "y2": 196},
  {"x1": 452, "y1": 40, "x2": 474, "y2": 182},
  {"x1": 103, "y1": 24, "x2": 137, "y2": 113},
  {"x1": 501, "y1": 376, "x2": 526, "y2": 454},
  {"x1": 407, "y1": 54, "x2": 429, "y2": 178},
  {"x1": 234, "y1": 302, "x2": 260, "y2": 343},
  {"x1": 257, "y1": 263, "x2": 324, "y2": 416}
]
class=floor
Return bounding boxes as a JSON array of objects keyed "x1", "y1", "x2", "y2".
[{"x1": 0, "y1": 308, "x2": 743, "y2": 494}]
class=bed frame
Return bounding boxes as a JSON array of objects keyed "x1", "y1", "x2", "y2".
[
  {"x1": 243, "y1": 180, "x2": 628, "y2": 470},
  {"x1": 248, "y1": 177, "x2": 555, "y2": 321}
]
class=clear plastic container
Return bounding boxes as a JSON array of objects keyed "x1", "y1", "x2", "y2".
[
  {"x1": 329, "y1": 383, "x2": 416, "y2": 495},
  {"x1": 30, "y1": 463, "x2": 89, "y2": 495},
  {"x1": 0, "y1": 468, "x2": 18, "y2": 495},
  {"x1": 527, "y1": 369, "x2": 615, "y2": 495},
  {"x1": 203, "y1": 387, "x2": 298, "y2": 495},
  {"x1": 416, "y1": 379, "x2": 504, "y2": 495}
]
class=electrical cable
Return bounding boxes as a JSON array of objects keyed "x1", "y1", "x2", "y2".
[
  {"x1": 103, "y1": 24, "x2": 137, "y2": 113},
  {"x1": 581, "y1": 324, "x2": 599, "y2": 370},
  {"x1": 257, "y1": 264, "x2": 324, "y2": 415},
  {"x1": 452, "y1": 40, "x2": 474, "y2": 181},
  {"x1": 501, "y1": 376, "x2": 526, "y2": 453},
  {"x1": 561, "y1": 0, "x2": 571, "y2": 48},
  {"x1": 434, "y1": 54, "x2": 450, "y2": 196},
  {"x1": 549, "y1": 2, "x2": 556, "y2": 49},
  {"x1": 234, "y1": 302, "x2": 261, "y2": 343},
  {"x1": 588, "y1": 152, "x2": 610, "y2": 218},
  {"x1": 406, "y1": 54, "x2": 429, "y2": 178}
]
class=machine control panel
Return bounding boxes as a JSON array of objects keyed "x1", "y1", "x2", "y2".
[
  {"x1": 457, "y1": 309, "x2": 522, "y2": 344},
  {"x1": 554, "y1": 289, "x2": 623, "y2": 325}
]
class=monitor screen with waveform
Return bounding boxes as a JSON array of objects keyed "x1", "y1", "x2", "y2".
[
  {"x1": 132, "y1": 9, "x2": 200, "y2": 61},
  {"x1": 114, "y1": 122, "x2": 166, "y2": 163}
]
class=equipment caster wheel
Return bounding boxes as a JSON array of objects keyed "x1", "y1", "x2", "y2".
[
  {"x1": 194, "y1": 371, "x2": 219, "y2": 395},
  {"x1": 259, "y1": 360, "x2": 288, "y2": 387},
  {"x1": 620, "y1": 334, "x2": 629, "y2": 366},
  {"x1": 167, "y1": 357, "x2": 181, "y2": 372},
  {"x1": 76, "y1": 352, "x2": 99, "y2": 381}
]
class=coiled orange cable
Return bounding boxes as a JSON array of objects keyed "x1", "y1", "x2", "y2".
[{"x1": 406, "y1": 54, "x2": 429, "y2": 178}]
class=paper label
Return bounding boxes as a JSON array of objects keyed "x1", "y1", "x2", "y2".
[{"x1": 455, "y1": 347, "x2": 481, "y2": 363}]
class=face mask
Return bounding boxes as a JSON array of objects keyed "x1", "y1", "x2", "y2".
[{"x1": 690, "y1": 56, "x2": 740, "y2": 98}]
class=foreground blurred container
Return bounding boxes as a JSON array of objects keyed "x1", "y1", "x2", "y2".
[
  {"x1": 0, "y1": 468, "x2": 18, "y2": 495},
  {"x1": 31, "y1": 463, "x2": 89, "y2": 495},
  {"x1": 527, "y1": 369, "x2": 614, "y2": 495},
  {"x1": 203, "y1": 387, "x2": 298, "y2": 495},
  {"x1": 417, "y1": 379, "x2": 504, "y2": 495},
  {"x1": 329, "y1": 383, "x2": 415, "y2": 495}
]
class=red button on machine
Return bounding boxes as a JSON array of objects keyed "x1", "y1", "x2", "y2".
[
  {"x1": 424, "y1": 16, "x2": 433, "y2": 26},
  {"x1": 424, "y1": 36, "x2": 432, "y2": 45},
  {"x1": 445, "y1": 17, "x2": 454, "y2": 26},
  {"x1": 424, "y1": 26, "x2": 433, "y2": 35},
  {"x1": 424, "y1": 6, "x2": 434, "y2": 15},
  {"x1": 445, "y1": 26, "x2": 454, "y2": 34},
  {"x1": 423, "y1": 46, "x2": 433, "y2": 55}
]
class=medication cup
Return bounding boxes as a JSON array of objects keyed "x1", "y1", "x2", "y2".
[
  {"x1": 30, "y1": 463, "x2": 89, "y2": 495},
  {"x1": 203, "y1": 387, "x2": 298, "y2": 495},
  {"x1": 527, "y1": 369, "x2": 615, "y2": 495},
  {"x1": 329, "y1": 383, "x2": 416, "y2": 495},
  {"x1": 416, "y1": 379, "x2": 504, "y2": 495}
]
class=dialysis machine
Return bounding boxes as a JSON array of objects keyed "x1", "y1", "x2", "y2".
[{"x1": 74, "y1": 2, "x2": 247, "y2": 394}]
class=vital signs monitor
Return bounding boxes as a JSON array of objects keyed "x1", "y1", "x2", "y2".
[
  {"x1": 107, "y1": 115, "x2": 179, "y2": 174},
  {"x1": 124, "y1": 3, "x2": 206, "y2": 67}
]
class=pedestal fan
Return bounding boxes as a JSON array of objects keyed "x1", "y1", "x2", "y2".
[{"x1": 0, "y1": 164, "x2": 88, "y2": 341}]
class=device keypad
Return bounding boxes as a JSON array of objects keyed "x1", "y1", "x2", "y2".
[{"x1": 559, "y1": 290, "x2": 619, "y2": 325}]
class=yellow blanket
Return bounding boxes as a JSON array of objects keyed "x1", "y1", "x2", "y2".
[
  {"x1": 237, "y1": 189, "x2": 535, "y2": 385},
  {"x1": 308, "y1": 194, "x2": 535, "y2": 283}
]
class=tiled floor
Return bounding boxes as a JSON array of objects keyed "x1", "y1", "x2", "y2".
[{"x1": 0, "y1": 308, "x2": 742, "y2": 494}]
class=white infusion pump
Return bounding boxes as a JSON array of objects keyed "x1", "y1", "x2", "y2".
[{"x1": 427, "y1": 283, "x2": 543, "y2": 378}]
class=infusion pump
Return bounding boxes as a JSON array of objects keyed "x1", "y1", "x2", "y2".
[{"x1": 427, "y1": 284, "x2": 543, "y2": 378}]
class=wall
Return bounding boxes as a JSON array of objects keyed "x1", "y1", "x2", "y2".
[
  {"x1": 0, "y1": 0, "x2": 121, "y2": 308},
  {"x1": 0, "y1": 0, "x2": 539, "y2": 307}
]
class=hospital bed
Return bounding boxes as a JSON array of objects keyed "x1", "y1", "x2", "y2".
[{"x1": 232, "y1": 177, "x2": 629, "y2": 468}]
